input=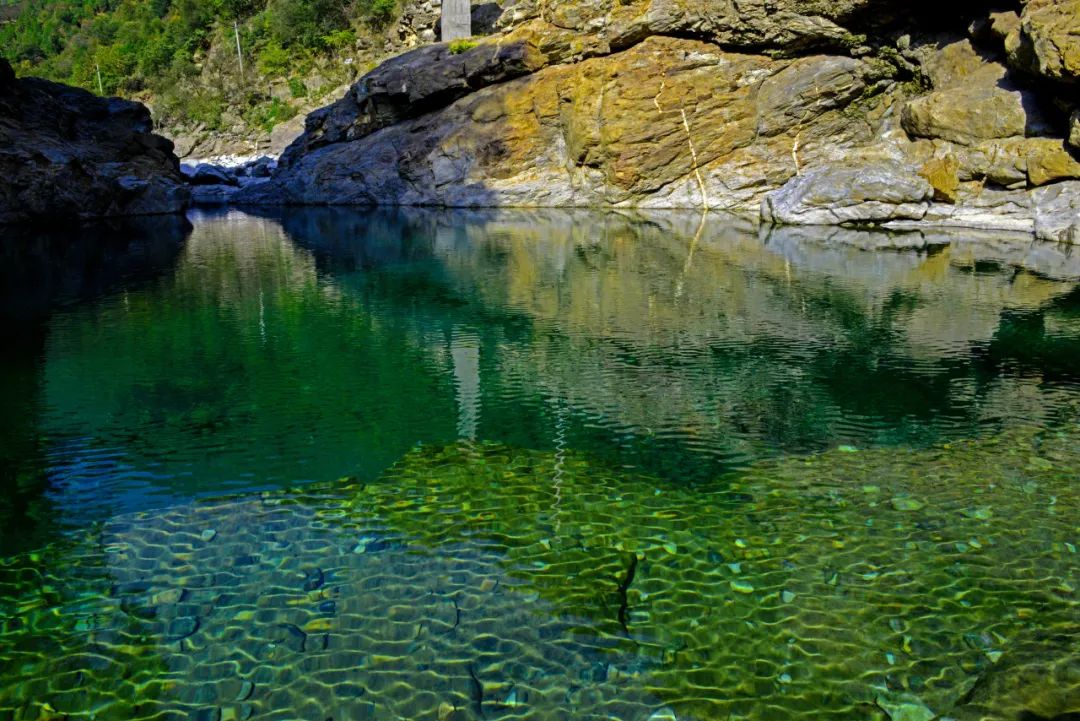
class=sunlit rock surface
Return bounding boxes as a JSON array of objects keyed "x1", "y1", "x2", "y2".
[{"x1": 234, "y1": 1, "x2": 1080, "y2": 241}]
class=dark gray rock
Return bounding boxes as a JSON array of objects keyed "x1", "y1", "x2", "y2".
[
  {"x1": 278, "y1": 39, "x2": 546, "y2": 168},
  {"x1": 0, "y1": 58, "x2": 189, "y2": 225},
  {"x1": 190, "y1": 164, "x2": 238, "y2": 186},
  {"x1": 237, "y1": 157, "x2": 276, "y2": 178},
  {"x1": 191, "y1": 184, "x2": 243, "y2": 205}
]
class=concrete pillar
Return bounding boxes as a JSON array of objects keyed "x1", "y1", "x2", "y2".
[
  {"x1": 441, "y1": 0, "x2": 471, "y2": 41},
  {"x1": 450, "y1": 330, "x2": 480, "y2": 441}
]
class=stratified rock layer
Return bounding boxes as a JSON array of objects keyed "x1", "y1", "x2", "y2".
[{"x1": 0, "y1": 58, "x2": 189, "y2": 225}]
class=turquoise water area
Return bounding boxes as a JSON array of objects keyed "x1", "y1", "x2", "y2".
[{"x1": 0, "y1": 209, "x2": 1078, "y2": 720}]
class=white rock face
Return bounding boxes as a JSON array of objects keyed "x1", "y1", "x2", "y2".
[
  {"x1": 760, "y1": 162, "x2": 934, "y2": 226},
  {"x1": 1033, "y1": 181, "x2": 1080, "y2": 243}
]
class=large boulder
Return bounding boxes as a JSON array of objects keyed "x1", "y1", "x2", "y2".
[
  {"x1": 1007, "y1": 0, "x2": 1080, "y2": 85},
  {"x1": 278, "y1": 39, "x2": 549, "y2": 168},
  {"x1": 1033, "y1": 181, "x2": 1080, "y2": 244},
  {"x1": 901, "y1": 84, "x2": 1031, "y2": 145},
  {"x1": 505, "y1": 0, "x2": 940, "y2": 53},
  {"x1": 900, "y1": 40, "x2": 1049, "y2": 146},
  {"x1": 243, "y1": 37, "x2": 891, "y2": 210},
  {"x1": 0, "y1": 58, "x2": 189, "y2": 225},
  {"x1": 760, "y1": 161, "x2": 933, "y2": 225},
  {"x1": 239, "y1": 2, "x2": 1080, "y2": 241},
  {"x1": 280, "y1": 0, "x2": 942, "y2": 172}
]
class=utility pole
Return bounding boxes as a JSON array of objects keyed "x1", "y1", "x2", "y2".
[
  {"x1": 234, "y1": 21, "x2": 244, "y2": 77},
  {"x1": 95, "y1": 63, "x2": 104, "y2": 95}
]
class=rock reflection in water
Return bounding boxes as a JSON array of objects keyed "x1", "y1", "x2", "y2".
[
  {"x1": 1, "y1": 208, "x2": 1079, "y2": 720},
  {"x1": 9, "y1": 208, "x2": 1080, "y2": 551}
]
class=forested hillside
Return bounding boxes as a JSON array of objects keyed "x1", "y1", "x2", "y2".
[{"x1": 0, "y1": 0, "x2": 402, "y2": 141}]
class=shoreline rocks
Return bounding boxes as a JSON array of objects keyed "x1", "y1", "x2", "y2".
[
  {"x1": 229, "y1": 0, "x2": 1080, "y2": 244},
  {"x1": 0, "y1": 58, "x2": 189, "y2": 225},
  {"x1": 214, "y1": 1, "x2": 1080, "y2": 246},
  {"x1": 760, "y1": 162, "x2": 934, "y2": 226}
]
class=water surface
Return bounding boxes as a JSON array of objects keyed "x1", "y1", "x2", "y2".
[{"x1": 1, "y1": 209, "x2": 1078, "y2": 720}]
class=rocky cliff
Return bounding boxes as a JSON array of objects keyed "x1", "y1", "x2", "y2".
[
  {"x1": 237, "y1": 0, "x2": 1080, "y2": 241},
  {"x1": 0, "y1": 58, "x2": 189, "y2": 225}
]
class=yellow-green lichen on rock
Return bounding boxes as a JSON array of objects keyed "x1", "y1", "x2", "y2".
[{"x1": 1008, "y1": 0, "x2": 1080, "y2": 85}]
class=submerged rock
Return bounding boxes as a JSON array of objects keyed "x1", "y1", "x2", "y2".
[
  {"x1": 0, "y1": 59, "x2": 189, "y2": 224},
  {"x1": 948, "y1": 627, "x2": 1080, "y2": 721},
  {"x1": 166, "y1": 616, "x2": 200, "y2": 641},
  {"x1": 890, "y1": 497, "x2": 926, "y2": 512},
  {"x1": 876, "y1": 693, "x2": 936, "y2": 721},
  {"x1": 646, "y1": 707, "x2": 678, "y2": 721}
]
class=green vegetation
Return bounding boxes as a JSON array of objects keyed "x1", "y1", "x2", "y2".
[
  {"x1": 288, "y1": 76, "x2": 307, "y2": 98},
  {"x1": 0, "y1": 0, "x2": 400, "y2": 131},
  {"x1": 448, "y1": 38, "x2": 477, "y2": 55}
]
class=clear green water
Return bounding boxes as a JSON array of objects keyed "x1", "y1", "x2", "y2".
[{"x1": 1, "y1": 209, "x2": 1078, "y2": 720}]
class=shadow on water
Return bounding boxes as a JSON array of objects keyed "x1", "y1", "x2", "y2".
[
  {"x1": 0, "y1": 215, "x2": 192, "y2": 326},
  {"x1": 0, "y1": 216, "x2": 191, "y2": 556}
]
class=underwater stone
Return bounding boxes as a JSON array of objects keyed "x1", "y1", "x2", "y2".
[
  {"x1": 167, "y1": 616, "x2": 199, "y2": 641},
  {"x1": 781, "y1": 590, "x2": 796, "y2": 603},
  {"x1": 200, "y1": 529, "x2": 217, "y2": 542},
  {"x1": 235, "y1": 680, "x2": 254, "y2": 701},
  {"x1": 890, "y1": 497, "x2": 925, "y2": 512},
  {"x1": 302, "y1": 567, "x2": 325, "y2": 592},
  {"x1": 580, "y1": 662, "x2": 608, "y2": 683},
  {"x1": 277, "y1": 623, "x2": 307, "y2": 652},
  {"x1": 875, "y1": 694, "x2": 934, "y2": 721},
  {"x1": 151, "y1": 588, "x2": 184, "y2": 605},
  {"x1": 646, "y1": 707, "x2": 678, "y2": 721},
  {"x1": 730, "y1": 580, "x2": 755, "y2": 594}
]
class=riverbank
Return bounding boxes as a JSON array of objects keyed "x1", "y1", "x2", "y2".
[{"x1": 219, "y1": 0, "x2": 1080, "y2": 243}]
